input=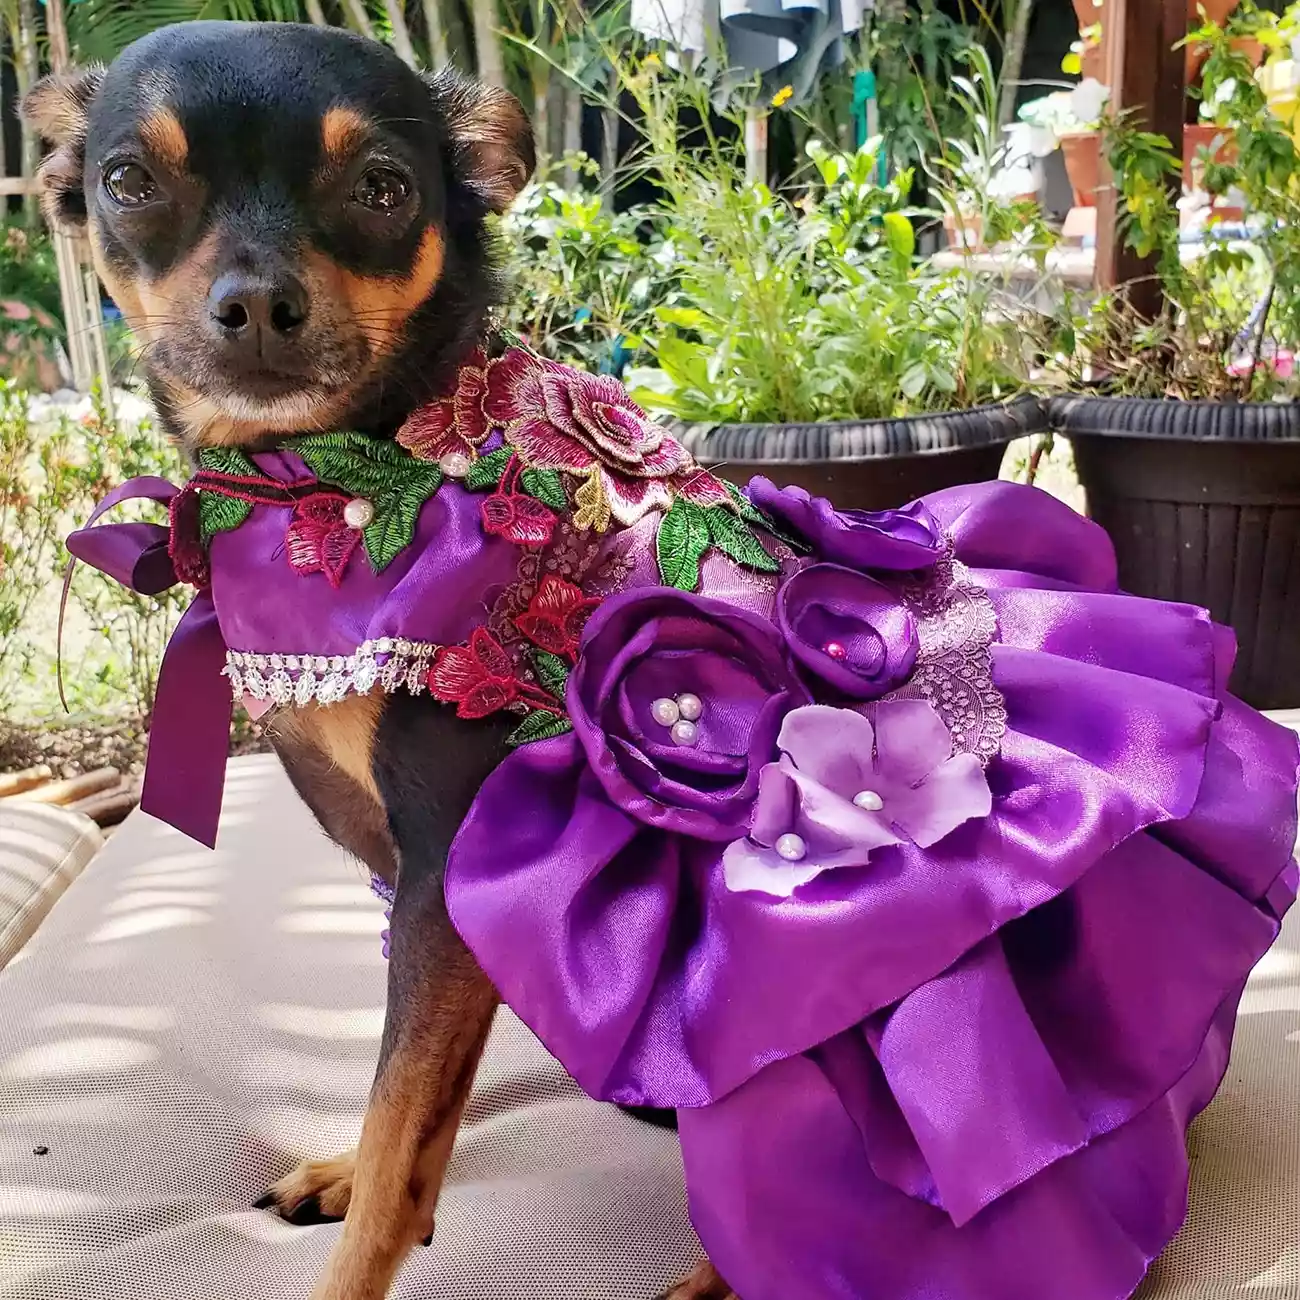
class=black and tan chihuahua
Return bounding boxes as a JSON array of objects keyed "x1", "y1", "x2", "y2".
[{"x1": 23, "y1": 20, "x2": 731, "y2": 1300}]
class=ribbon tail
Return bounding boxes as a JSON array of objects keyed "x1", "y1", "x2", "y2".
[{"x1": 140, "y1": 592, "x2": 232, "y2": 849}]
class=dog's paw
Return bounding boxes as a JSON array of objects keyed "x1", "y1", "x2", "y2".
[
  {"x1": 255, "y1": 1151, "x2": 356, "y2": 1225},
  {"x1": 657, "y1": 1261, "x2": 737, "y2": 1300}
]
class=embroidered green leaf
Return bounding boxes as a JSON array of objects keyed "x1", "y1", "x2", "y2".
[
  {"x1": 705, "y1": 507, "x2": 781, "y2": 573},
  {"x1": 506, "y1": 710, "x2": 574, "y2": 747},
  {"x1": 293, "y1": 432, "x2": 442, "y2": 571},
  {"x1": 531, "y1": 649, "x2": 570, "y2": 699},
  {"x1": 464, "y1": 447, "x2": 512, "y2": 492},
  {"x1": 196, "y1": 448, "x2": 260, "y2": 543},
  {"x1": 723, "y1": 480, "x2": 810, "y2": 553},
  {"x1": 656, "y1": 497, "x2": 710, "y2": 591},
  {"x1": 360, "y1": 467, "x2": 443, "y2": 572},
  {"x1": 520, "y1": 468, "x2": 568, "y2": 510}
]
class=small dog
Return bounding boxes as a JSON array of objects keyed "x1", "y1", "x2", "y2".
[{"x1": 24, "y1": 22, "x2": 730, "y2": 1300}]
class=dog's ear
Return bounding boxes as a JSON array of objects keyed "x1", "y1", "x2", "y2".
[
  {"x1": 20, "y1": 67, "x2": 106, "y2": 232},
  {"x1": 428, "y1": 70, "x2": 535, "y2": 214}
]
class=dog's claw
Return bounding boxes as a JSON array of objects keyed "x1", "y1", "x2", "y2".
[
  {"x1": 252, "y1": 1192, "x2": 276, "y2": 1210},
  {"x1": 421, "y1": 1233, "x2": 433, "y2": 1247}
]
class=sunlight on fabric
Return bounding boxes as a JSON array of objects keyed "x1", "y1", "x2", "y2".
[
  {"x1": 257, "y1": 1003, "x2": 384, "y2": 1040},
  {"x1": 0, "y1": 1184, "x2": 112, "y2": 1215},
  {"x1": 240, "y1": 1049, "x2": 375, "y2": 1098},
  {"x1": 287, "y1": 883, "x2": 377, "y2": 908},
  {"x1": 277, "y1": 909, "x2": 381, "y2": 936},
  {"x1": 105, "y1": 889, "x2": 221, "y2": 915},
  {"x1": 247, "y1": 1104, "x2": 364, "y2": 1154},
  {"x1": 88, "y1": 906, "x2": 209, "y2": 943},
  {"x1": 35, "y1": 1003, "x2": 176, "y2": 1032},
  {"x1": 120, "y1": 867, "x2": 227, "y2": 889},
  {"x1": 1, "y1": 1034, "x2": 156, "y2": 1079}
]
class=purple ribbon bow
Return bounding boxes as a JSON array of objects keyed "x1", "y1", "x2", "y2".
[{"x1": 65, "y1": 477, "x2": 232, "y2": 848}]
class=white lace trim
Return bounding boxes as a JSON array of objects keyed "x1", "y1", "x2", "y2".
[{"x1": 223, "y1": 637, "x2": 438, "y2": 707}]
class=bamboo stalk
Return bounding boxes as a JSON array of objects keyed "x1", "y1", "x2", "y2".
[
  {"x1": 69, "y1": 782, "x2": 140, "y2": 828},
  {"x1": 12, "y1": 768, "x2": 121, "y2": 807},
  {"x1": 305, "y1": 0, "x2": 329, "y2": 24},
  {"x1": 0, "y1": 766, "x2": 53, "y2": 797},
  {"x1": 340, "y1": 0, "x2": 376, "y2": 39},
  {"x1": 382, "y1": 0, "x2": 419, "y2": 66},
  {"x1": 421, "y1": 0, "x2": 449, "y2": 67}
]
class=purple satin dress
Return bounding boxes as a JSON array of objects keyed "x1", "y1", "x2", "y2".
[{"x1": 65, "y1": 347, "x2": 1299, "y2": 1300}]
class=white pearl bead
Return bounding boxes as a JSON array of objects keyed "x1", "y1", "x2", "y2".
[
  {"x1": 670, "y1": 719, "x2": 698, "y2": 746},
  {"x1": 343, "y1": 497, "x2": 375, "y2": 529},
  {"x1": 675, "y1": 692, "x2": 703, "y2": 722},
  {"x1": 438, "y1": 451, "x2": 472, "y2": 478},
  {"x1": 853, "y1": 790, "x2": 884, "y2": 811},
  {"x1": 775, "y1": 832, "x2": 807, "y2": 862},
  {"x1": 651, "y1": 697, "x2": 680, "y2": 727}
]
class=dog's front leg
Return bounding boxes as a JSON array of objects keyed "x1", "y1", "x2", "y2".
[{"x1": 307, "y1": 699, "x2": 510, "y2": 1300}]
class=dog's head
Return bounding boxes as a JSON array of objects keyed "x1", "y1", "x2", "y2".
[{"x1": 22, "y1": 21, "x2": 533, "y2": 451}]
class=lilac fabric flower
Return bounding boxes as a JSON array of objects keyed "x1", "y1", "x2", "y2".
[
  {"x1": 748, "y1": 476, "x2": 942, "y2": 571},
  {"x1": 777, "y1": 563, "x2": 919, "y2": 698},
  {"x1": 568, "y1": 587, "x2": 811, "y2": 841},
  {"x1": 723, "y1": 701, "x2": 992, "y2": 897}
]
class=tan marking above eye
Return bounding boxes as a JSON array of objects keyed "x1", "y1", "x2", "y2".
[
  {"x1": 321, "y1": 105, "x2": 373, "y2": 169},
  {"x1": 139, "y1": 108, "x2": 188, "y2": 172}
]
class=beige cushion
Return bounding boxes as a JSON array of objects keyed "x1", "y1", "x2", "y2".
[
  {"x1": 0, "y1": 800, "x2": 101, "y2": 971},
  {"x1": 0, "y1": 752, "x2": 1298, "y2": 1299},
  {"x1": 0, "y1": 755, "x2": 702, "y2": 1300}
]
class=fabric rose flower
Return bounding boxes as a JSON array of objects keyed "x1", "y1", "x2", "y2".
[
  {"x1": 723, "y1": 701, "x2": 992, "y2": 897},
  {"x1": 747, "y1": 477, "x2": 942, "y2": 571},
  {"x1": 777, "y1": 563, "x2": 918, "y2": 698},
  {"x1": 568, "y1": 587, "x2": 811, "y2": 841},
  {"x1": 485, "y1": 348, "x2": 722, "y2": 526},
  {"x1": 285, "y1": 492, "x2": 361, "y2": 588},
  {"x1": 396, "y1": 349, "x2": 491, "y2": 465}
]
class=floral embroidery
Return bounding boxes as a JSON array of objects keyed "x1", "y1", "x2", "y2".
[
  {"x1": 514, "y1": 576, "x2": 600, "y2": 657},
  {"x1": 430, "y1": 627, "x2": 524, "y2": 719},
  {"x1": 479, "y1": 454, "x2": 559, "y2": 547},
  {"x1": 292, "y1": 431, "x2": 442, "y2": 573},
  {"x1": 167, "y1": 483, "x2": 211, "y2": 589},
  {"x1": 285, "y1": 493, "x2": 362, "y2": 588},
  {"x1": 396, "y1": 348, "x2": 491, "y2": 463}
]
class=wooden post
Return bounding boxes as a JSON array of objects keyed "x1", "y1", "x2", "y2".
[{"x1": 1095, "y1": 0, "x2": 1186, "y2": 319}]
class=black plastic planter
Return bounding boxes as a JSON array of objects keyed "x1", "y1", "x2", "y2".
[
  {"x1": 668, "y1": 395, "x2": 1047, "y2": 513},
  {"x1": 1053, "y1": 394, "x2": 1300, "y2": 709}
]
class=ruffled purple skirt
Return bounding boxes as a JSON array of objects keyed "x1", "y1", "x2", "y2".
[{"x1": 446, "y1": 481, "x2": 1299, "y2": 1300}]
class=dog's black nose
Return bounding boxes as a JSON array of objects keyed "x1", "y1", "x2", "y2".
[{"x1": 208, "y1": 272, "x2": 309, "y2": 337}]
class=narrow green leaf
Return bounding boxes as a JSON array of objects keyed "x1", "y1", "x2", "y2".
[
  {"x1": 532, "y1": 649, "x2": 570, "y2": 698},
  {"x1": 506, "y1": 710, "x2": 574, "y2": 747},
  {"x1": 196, "y1": 447, "x2": 259, "y2": 543},
  {"x1": 705, "y1": 508, "x2": 781, "y2": 573},
  {"x1": 520, "y1": 468, "x2": 568, "y2": 510},
  {"x1": 656, "y1": 497, "x2": 710, "y2": 591},
  {"x1": 465, "y1": 446, "x2": 512, "y2": 491},
  {"x1": 294, "y1": 430, "x2": 418, "y2": 501},
  {"x1": 360, "y1": 465, "x2": 443, "y2": 572}
]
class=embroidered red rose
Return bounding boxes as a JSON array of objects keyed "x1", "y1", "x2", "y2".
[
  {"x1": 396, "y1": 349, "x2": 491, "y2": 464},
  {"x1": 514, "y1": 576, "x2": 600, "y2": 657},
  {"x1": 285, "y1": 492, "x2": 362, "y2": 588},
  {"x1": 480, "y1": 491, "x2": 557, "y2": 547},
  {"x1": 484, "y1": 348, "x2": 695, "y2": 528},
  {"x1": 429, "y1": 627, "x2": 520, "y2": 719}
]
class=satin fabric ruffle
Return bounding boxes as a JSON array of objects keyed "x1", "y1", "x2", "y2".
[{"x1": 445, "y1": 480, "x2": 1299, "y2": 1300}]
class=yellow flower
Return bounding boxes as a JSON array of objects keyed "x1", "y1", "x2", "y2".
[
  {"x1": 771, "y1": 85, "x2": 794, "y2": 108},
  {"x1": 644, "y1": 52, "x2": 662, "y2": 69}
]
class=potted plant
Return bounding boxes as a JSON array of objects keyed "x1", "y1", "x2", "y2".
[
  {"x1": 615, "y1": 47, "x2": 1048, "y2": 511},
  {"x1": 1020, "y1": 78, "x2": 1111, "y2": 207},
  {"x1": 1051, "y1": 3, "x2": 1300, "y2": 707}
]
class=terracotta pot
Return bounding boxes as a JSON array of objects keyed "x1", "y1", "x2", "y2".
[
  {"x1": 1072, "y1": 0, "x2": 1103, "y2": 31},
  {"x1": 1081, "y1": 41, "x2": 1104, "y2": 81},
  {"x1": 1230, "y1": 34, "x2": 1265, "y2": 67},
  {"x1": 1060, "y1": 131, "x2": 1102, "y2": 207},
  {"x1": 943, "y1": 211, "x2": 983, "y2": 252},
  {"x1": 1183, "y1": 122, "x2": 1237, "y2": 190},
  {"x1": 1186, "y1": 0, "x2": 1240, "y2": 88}
]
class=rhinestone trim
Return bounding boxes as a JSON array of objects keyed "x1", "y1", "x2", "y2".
[{"x1": 223, "y1": 638, "x2": 437, "y2": 707}]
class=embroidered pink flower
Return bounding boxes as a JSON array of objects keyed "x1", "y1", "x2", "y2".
[
  {"x1": 429, "y1": 627, "x2": 521, "y2": 719},
  {"x1": 673, "y1": 466, "x2": 732, "y2": 508},
  {"x1": 397, "y1": 349, "x2": 491, "y2": 463},
  {"x1": 481, "y1": 491, "x2": 557, "y2": 547},
  {"x1": 484, "y1": 348, "x2": 694, "y2": 527},
  {"x1": 514, "y1": 576, "x2": 600, "y2": 657},
  {"x1": 723, "y1": 701, "x2": 992, "y2": 897},
  {"x1": 285, "y1": 492, "x2": 362, "y2": 588}
]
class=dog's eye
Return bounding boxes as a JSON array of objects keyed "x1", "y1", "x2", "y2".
[
  {"x1": 352, "y1": 166, "x2": 411, "y2": 212},
  {"x1": 104, "y1": 162, "x2": 159, "y2": 208}
]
